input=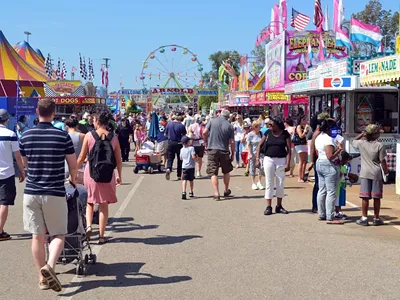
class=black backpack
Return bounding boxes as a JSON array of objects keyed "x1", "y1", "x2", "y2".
[{"x1": 89, "y1": 131, "x2": 117, "y2": 183}]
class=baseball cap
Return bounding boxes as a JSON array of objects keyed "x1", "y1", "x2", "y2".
[
  {"x1": 181, "y1": 136, "x2": 191, "y2": 144},
  {"x1": 82, "y1": 112, "x2": 90, "y2": 119},
  {"x1": 0, "y1": 109, "x2": 10, "y2": 121}
]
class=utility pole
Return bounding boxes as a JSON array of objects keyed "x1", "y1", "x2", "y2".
[
  {"x1": 103, "y1": 58, "x2": 110, "y2": 68},
  {"x1": 24, "y1": 31, "x2": 31, "y2": 43}
]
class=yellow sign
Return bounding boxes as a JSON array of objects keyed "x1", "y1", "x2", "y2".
[
  {"x1": 47, "y1": 80, "x2": 81, "y2": 94},
  {"x1": 360, "y1": 54, "x2": 400, "y2": 85},
  {"x1": 266, "y1": 92, "x2": 290, "y2": 101},
  {"x1": 396, "y1": 36, "x2": 400, "y2": 54}
]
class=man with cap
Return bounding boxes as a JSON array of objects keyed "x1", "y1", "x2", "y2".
[
  {"x1": 79, "y1": 112, "x2": 90, "y2": 126},
  {"x1": 0, "y1": 109, "x2": 25, "y2": 241}
]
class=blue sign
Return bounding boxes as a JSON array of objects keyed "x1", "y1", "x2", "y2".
[
  {"x1": 5, "y1": 97, "x2": 38, "y2": 115},
  {"x1": 120, "y1": 89, "x2": 149, "y2": 95},
  {"x1": 197, "y1": 90, "x2": 218, "y2": 96}
]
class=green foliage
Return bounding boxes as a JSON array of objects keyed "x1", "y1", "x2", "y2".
[
  {"x1": 251, "y1": 43, "x2": 267, "y2": 75},
  {"x1": 352, "y1": 0, "x2": 399, "y2": 56},
  {"x1": 205, "y1": 50, "x2": 241, "y2": 86},
  {"x1": 198, "y1": 95, "x2": 218, "y2": 109},
  {"x1": 166, "y1": 96, "x2": 186, "y2": 103}
]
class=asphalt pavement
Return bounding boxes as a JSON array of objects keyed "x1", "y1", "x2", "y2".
[{"x1": 1, "y1": 158, "x2": 400, "y2": 300}]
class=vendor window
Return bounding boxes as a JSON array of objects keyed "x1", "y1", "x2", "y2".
[{"x1": 354, "y1": 92, "x2": 398, "y2": 133}]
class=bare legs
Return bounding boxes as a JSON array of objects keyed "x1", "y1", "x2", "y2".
[
  {"x1": 182, "y1": 180, "x2": 194, "y2": 193},
  {"x1": 297, "y1": 152, "x2": 308, "y2": 182},
  {"x1": 86, "y1": 203, "x2": 109, "y2": 240},
  {"x1": 211, "y1": 173, "x2": 230, "y2": 197},
  {"x1": 361, "y1": 198, "x2": 381, "y2": 219},
  {"x1": 32, "y1": 234, "x2": 64, "y2": 282},
  {"x1": 0, "y1": 205, "x2": 8, "y2": 232},
  {"x1": 196, "y1": 157, "x2": 203, "y2": 176}
]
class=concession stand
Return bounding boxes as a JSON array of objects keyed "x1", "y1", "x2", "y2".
[{"x1": 359, "y1": 54, "x2": 400, "y2": 191}]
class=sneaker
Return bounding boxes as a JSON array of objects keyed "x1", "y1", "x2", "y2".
[
  {"x1": 244, "y1": 171, "x2": 249, "y2": 177},
  {"x1": 356, "y1": 218, "x2": 369, "y2": 226},
  {"x1": 223, "y1": 189, "x2": 232, "y2": 197},
  {"x1": 264, "y1": 206, "x2": 273, "y2": 215},
  {"x1": 0, "y1": 231, "x2": 11, "y2": 241},
  {"x1": 182, "y1": 192, "x2": 187, "y2": 200},
  {"x1": 275, "y1": 205, "x2": 289, "y2": 214},
  {"x1": 252, "y1": 183, "x2": 259, "y2": 190},
  {"x1": 373, "y1": 218, "x2": 384, "y2": 226},
  {"x1": 257, "y1": 182, "x2": 265, "y2": 190},
  {"x1": 335, "y1": 212, "x2": 348, "y2": 220},
  {"x1": 196, "y1": 172, "x2": 201, "y2": 178},
  {"x1": 189, "y1": 192, "x2": 194, "y2": 198},
  {"x1": 165, "y1": 169, "x2": 171, "y2": 180}
]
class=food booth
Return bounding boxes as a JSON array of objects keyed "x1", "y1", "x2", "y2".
[{"x1": 359, "y1": 54, "x2": 400, "y2": 191}]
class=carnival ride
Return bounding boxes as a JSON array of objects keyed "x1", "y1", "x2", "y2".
[{"x1": 140, "y1": 44, "x2": 204, "y2": 104}]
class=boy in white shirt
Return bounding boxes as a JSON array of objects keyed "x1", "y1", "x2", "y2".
[{"x1": 180, "y1": 136, "x2": 197, "y2": 200}]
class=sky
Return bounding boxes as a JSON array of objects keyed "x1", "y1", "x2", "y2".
[{"x1": 0, "y1": 0, "x2": 398, "y2": 91}]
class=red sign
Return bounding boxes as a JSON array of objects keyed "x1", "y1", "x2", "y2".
[{"x1": 53, "y1": 97, "x2": 97, "y2": 105}]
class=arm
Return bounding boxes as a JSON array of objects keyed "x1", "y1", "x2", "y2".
[
  {"x1": 296, "y1": 125, "x2": 308, "y2": 139},
  {"x1": 229, "y1": 139, "x2": 235, "y2": 161},
  {"x1": 354, "y1": 131, "x2": 366, "y2": 141},
  {"x1": 379, "y1": 144, "x2": 389, "y2": 176},
  {"x1": 113, "y1": 138, "x2": 123, "y2": 185},
  {"x1": 14, "y1": 151, "x2": 25, "y2": 183},
  {"x1": 66, "y1": 154, "x2": 78, "y2": 186},
  {"x1": 325, "y1": 144, "x2": 342, "y2": 161},
  {"x1": 247, "y1": 141, "x2": 252, "y2": 158},
  {"x1": 285, "y1": 135, "x2": 291, "y2": 171},
  {"x1": 308, "y1": 129, "x2": 320, "y2": 171},
  {"x1": 77, "y1": 134, "x2": 90, "y2": 169},
  {"x1": 381, "y1": 159, "x2": 389, "y2": 176},
  {"x1": 256, "y1": 135, "x2": 266, "y2": 167},
  {"x1": 203, "y1": 122, "x2": 211, "y2": 144}
]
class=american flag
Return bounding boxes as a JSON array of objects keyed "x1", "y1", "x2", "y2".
[
  {"x1": 61, "y1": 60, "x2": 67, "y2": 80},
  {"x1": 313, "y1": 0, "x2": 324, "y2": 30},
  {"x1": 291, "y1": 8, "x2": 310, "y2": 31}
]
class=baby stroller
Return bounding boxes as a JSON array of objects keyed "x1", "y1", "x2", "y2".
[
  {"x1": 134, "y1": 141, "x2": 163, "y2": 174},
  {"x1": 46, "y1": 186, "x2": 97, "y2": 276}
]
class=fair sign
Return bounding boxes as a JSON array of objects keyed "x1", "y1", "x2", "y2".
[
  {"x1": 308, "y1": 59, "x2": 348, "y2": 80},
  {"x1": 360, "y1": 55, "x2": 400, "y2": 85},
  {"x1": 284, "y1": 78, "x2": 320, "y2": 94}
]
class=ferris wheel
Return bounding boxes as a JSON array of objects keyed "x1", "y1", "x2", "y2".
[{"x1": 140, "y1": 44, "x2": 204, "y2": 103}]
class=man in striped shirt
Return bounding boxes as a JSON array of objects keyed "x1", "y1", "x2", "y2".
[{"x1": 20, "y1": 98, "x2": 77, "y2": 292}]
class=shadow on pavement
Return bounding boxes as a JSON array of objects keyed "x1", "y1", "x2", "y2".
[
  {"x1": 61, "y1": 262, "x2": 192, "y2": 297},
  {"x1": 109, "y1": 234, "x2": 202, "y2": 245},
  {"x1": 9, "y1": 233, "x2": 31, "y2": 241}
]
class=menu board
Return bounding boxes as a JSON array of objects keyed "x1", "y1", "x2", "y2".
[{"x1": 356, "y1": 96, "x2": 373, "y2": 132}]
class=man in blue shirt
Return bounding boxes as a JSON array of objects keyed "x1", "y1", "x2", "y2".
[
  {"x1": 156, "y1": 116, "x2": 169, "y2": 168},
  {"x1": 164, "y1": 115, "x2": 187, "y2": 180},
  {"x1": 52, "y1": 116, "x2": 66, "y2": 131}
]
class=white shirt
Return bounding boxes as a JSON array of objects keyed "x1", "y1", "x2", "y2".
[
  {"x1": 315, "y1": 133, "x2": 335, "y2": 160},
  {"x1": 233, "y1": 122, "x2": 244, "y2": 142},
  {"x1": 0, "y1": 125, "x2": 19, "y2": 179}
]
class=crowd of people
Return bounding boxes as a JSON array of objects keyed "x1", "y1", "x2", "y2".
[{"x1": 0, "y1": 99, "x2": 391, "y2": 293}]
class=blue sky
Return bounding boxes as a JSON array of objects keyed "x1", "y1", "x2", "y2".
[{"x1": 0, "y1": 0, "x2": 398, "y2": 91}]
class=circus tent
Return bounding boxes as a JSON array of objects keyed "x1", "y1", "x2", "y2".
[
  {"x1": 0, "y1": 30, "x2": 47, "y2": 82},
  {"x1": 34, "y1": 48, "x2": 45, "y2": 61},
  {"x1": 14, "y1": 41, "x2": 46, "y2": 73}
]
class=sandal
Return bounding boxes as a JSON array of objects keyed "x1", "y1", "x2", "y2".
[
  {"x1": 86, "y1": 226, "x2": 92, "y2": 241},
  {"x1": 213, "y1": 195, "x2": 221, "y2": 201},
  {"x1": 40, "y1": 264, "x2": 62, "y2": 292},
  {"x1": 98, "y1": 237, "x2": 108, "y2": 245},
  {"x1": 39, "y1": 279, "x2": 50, "y2": 290}
]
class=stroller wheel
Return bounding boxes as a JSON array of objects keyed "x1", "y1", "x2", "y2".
[
  {"x1": 90, "y1": 254, "x2": 97, "y2": 264},
  {"x1": 84, "y1": 254, "x2": 89, "y2": 265},
  {"x1": 148, "y1": 166, "x2": 153, "y2": 174},
  {"x1": 76, "y1": 264, "x2": 83, "y2": 275},
  {"x1": 158, "y1": 165, "x2": 163, "y2": 172},
  {"x1": 133, "y1": 166, "x2": 139, "y2": 174}
]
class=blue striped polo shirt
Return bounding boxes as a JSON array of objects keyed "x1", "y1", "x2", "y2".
[{"x1": 19, "y1": 122, "x2": 75, "y2": 197}]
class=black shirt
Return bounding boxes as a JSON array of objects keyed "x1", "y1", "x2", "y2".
[
  {"x1": 263, "y1": 130, "x2": 290, "y2": 158},
  {"x1": 165, "y1": 121, "x2": 187, "y2": 142}
]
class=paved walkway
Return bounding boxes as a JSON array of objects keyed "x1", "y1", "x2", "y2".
[{"x1": 1, "y1": 160, "x2": 400, "y2": 300}]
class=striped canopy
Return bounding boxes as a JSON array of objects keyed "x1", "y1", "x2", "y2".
[
  {"x1": 0, "y1": 30, "x2": 47, "y2": 81},
  {"x1": 14, "y1": 41, "x2": 45, "y2": 72}
]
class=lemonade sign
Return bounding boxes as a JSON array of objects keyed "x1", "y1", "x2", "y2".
[{"x1": 360, "y1": 55, "x2": 400, "y2": 85}]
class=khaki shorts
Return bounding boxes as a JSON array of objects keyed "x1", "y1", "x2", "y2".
[
  {"x1": 23, "y1": 194, "x2": 67, "y2": 236},
  {"x1": 206, "y1": 149, "x2": 233, "y2": 176},
  {"x1": 156, "y1": 141, "x2": 168, "y2": 154}
]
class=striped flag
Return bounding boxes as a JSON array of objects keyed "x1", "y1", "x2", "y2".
[
  {"x1": 82, "y1": 57, "x2": 87, "y2": 80},
  {"x1": 45, "y1": 54, "x2": 53, "y2": 79},
  {"x1": 313, "y1": 0, "x2": 324, "y2": 31},
  {"x1": 79, "y1": 54, "x2": 83, "y2": 78},
  {"x1": 56, "y1": 58, "x2": 61, "y2": 81},
  {"x1": 291, "y1": 8, "x2": 310, "y2": 31}
]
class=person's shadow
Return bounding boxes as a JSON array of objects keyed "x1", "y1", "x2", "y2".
[
  {"x1": 109, "y1": 234, "x2": 202, "y2": 245},
  {"x1": 61, "y1": 262, "x2": 192, "y2": 297}
]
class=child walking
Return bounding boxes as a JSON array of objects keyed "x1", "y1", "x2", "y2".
[
  {"x1": 180, "y1": 136, "x2": 197, "y2": 200},
  {"x1": 335, "y1": 151, "x2": 351, "y2": 220}
]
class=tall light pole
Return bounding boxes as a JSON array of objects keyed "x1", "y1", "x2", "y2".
[
  {"x1": 24, "y1": 31, "x2": 31, "y2": 43},
  {"x1": 103, "y1": 57, "x2": 110, "y2": 68}
]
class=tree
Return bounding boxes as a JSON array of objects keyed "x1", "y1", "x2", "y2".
[
  {"x1": 251, "y1": 43, "x2": 267, "y2": 75},
  {"x1": 198, "y1": 95, "x2": 218, "y2": 109},
  {"x1": 352, "y1": 0, "x2": 399, "y2": 56},
  {"x1": 203, "y1": 50, "x2": 241, "y2": 87}
]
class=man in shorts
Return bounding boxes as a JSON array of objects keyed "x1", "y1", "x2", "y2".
[
  {"x1": 0, "y1": 109, "x2": 25, "y2": 241},
  {"x1": 203, "y1": 109, "x2": 235, "y2": 200},
  {"x1": 20, "y1": 98, "x2": 77, "y2": 292},
  {"x1": 156, "y1": 116, "x2": 169, "y2": 168},
  {"x1": 352, "y1": 124, "x2": 388, "y2": 226}
]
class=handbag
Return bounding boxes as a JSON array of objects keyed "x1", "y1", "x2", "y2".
[
  {"x1": 292, "y1": 126, "x2": 306, "y2": 145},
  {"x1": 260, "y1": 131, "x2": 270, "y2": 154}
]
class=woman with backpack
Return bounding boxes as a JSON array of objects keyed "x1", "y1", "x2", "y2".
[{"x1": 77, "y1": 111, "x2": 122, "y2": 244}]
